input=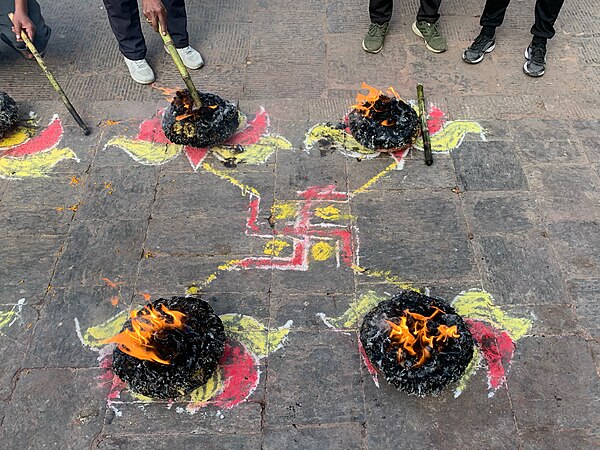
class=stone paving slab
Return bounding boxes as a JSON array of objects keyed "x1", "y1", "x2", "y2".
[{"x1": 1, "y1": 0, "x2": 599, "y2": 448}]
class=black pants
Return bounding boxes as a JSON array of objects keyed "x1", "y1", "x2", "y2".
[
  {"x1": 369, "y1": 0, "x2": 443, "y2": 25},
  {"x1": 480, "y1": 0, "x2": 565, "y2": 39},
  {"x1": 0, "y1": 0, "x2": 51, "y2": 54},
  {"x1": 103, "y1": 0, "x2": 189, "y2": 60}
]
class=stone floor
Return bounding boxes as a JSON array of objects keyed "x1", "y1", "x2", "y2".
[{"x1": 0, "y1": 0, "x2": 599, "y2": 449}]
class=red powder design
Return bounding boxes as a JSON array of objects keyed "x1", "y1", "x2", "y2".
[
  {"x1": 1, "y1": 117, "x2": 63, "y2": 157},
  {"x1": 466, "y1": 319, "x2": 515, "y2": 390},
  {"x1": 213, "y1": 339, "x2": 260, "y2": 409}
]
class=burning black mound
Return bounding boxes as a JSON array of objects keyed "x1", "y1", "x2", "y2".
[
  {"x1": 348, "y1": 84, "x2": 418, "y2": 150},
  {"x1": 0, "y1": 92, "x2": 19, "y2": 138},
  {"x1": 110, "y1": 296, "x2": 226, "y2": 399},
  {"x1": 360, "y1": 291, "x2": 473, "y2": 396},
  {"x1": 162, "y1": 90, "x2": 239, "y2": 148}
]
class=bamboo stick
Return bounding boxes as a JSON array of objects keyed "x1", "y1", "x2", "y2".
[
  {"x1": 8, "y1": 13, "x2": 91, "y2": 135},
  {"x1": 158, "y1": 25, "x2": 202, "y2": 109},
  {"x1": 417, "y1": 83, "x2": 433, "y2": 166}
]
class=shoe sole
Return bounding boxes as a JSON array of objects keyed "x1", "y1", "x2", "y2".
[
  {"x1": 523, "y1": 62, "x2": 544, "y2": 77},
  {"x1": 128, "y1": 72, "x2": 155, "y2": 85},
  {"x1": 164, "y1": 46, "x2": 204, "y2": 69},
  {"x1": 411, "y1": 22, "x2": 446, "y2": 53},
  {"x1": 462, "y1": 42, "x2": 496, "y2": 64},
  {"x1": 362, "y1": 40, "x2": 383, "y2": 54}
]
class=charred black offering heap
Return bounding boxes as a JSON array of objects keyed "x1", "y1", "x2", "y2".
[
  {"x1": 106, "y1": 296, "x2": 226, "y2": 399},
  {"x1": 162, "y1": 90, "x2": 239, "y2": 148},
  {"x1": 348, "y1": 83, "x2": 419, "y2": 150},
  {"x1": 0, "y1": 92, "x2": 19, "y2": 138},
  {"x1": 360, "y1": 291, "x2": 474, "y2": 396}
]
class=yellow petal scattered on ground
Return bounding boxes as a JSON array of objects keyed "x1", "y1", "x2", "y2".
[
  {"x1": 106, "y1": 137, "x2": 182, "y2": 165},
  {"x1": 0, "y1": 148, "x2": 78, "y2": 179}
]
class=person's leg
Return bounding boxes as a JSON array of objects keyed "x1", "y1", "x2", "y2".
[
  {"x1": 0, "y1": 0, "x2": 51, "y2": 55},
  {"x1": 102, "y1": 0, "x2": 146, "y2": 60},
  {"x1": 480, "y1": 0, "x2": 512, "y2": 33},
  {"x1": 369, "y1": 0, "x2": 393, "y2": 25},
  {"x1": 523, "y1": 0, "x2": 565, "y2": 77},
  {"x1": 163, "y1": 0, "x2": 189, "y2": 48},
  {"x1": 416, "y1": 0, "x2": 442, "y2": 23},
  {"x1": 531, "y1": 0, "x2": 565, "y2": 40}
]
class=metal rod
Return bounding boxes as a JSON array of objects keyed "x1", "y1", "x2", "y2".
[
  {"x1": 8, "y1": 13, "x2": 91, "y2": 135},
  {"x1": 417, "y1": 83, "x2": 433, "y2": 166},
  {"x1": 158, "y1": 25, "x2": 202, "y2": 109}
]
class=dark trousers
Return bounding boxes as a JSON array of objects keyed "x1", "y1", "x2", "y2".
[
  {"x1": 0, "y1": 0, "x2": 51, "y2": 54},
  {"x1": 103, "y1": 0, "x2": 189, "y2": 60},
  {"x1": 369, "y1": 0, "x2": 443, "y2": 25},
  {"x1": 480, "y1": 0, "x2": 565, "y2": 39}
]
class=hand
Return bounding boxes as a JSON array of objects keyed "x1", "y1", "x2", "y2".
[
  {"x1": 11, "y1": 10, "x2": 36, "y2": 42},
  {"x1": 142, "y1": 0, "x2": 168, "y2": 35}
]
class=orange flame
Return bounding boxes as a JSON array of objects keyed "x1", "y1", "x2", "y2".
[
  {"x1": 351, "y1": 82, "x2": 402, "y2": 127},
  {"x1": 385, "y1": 307, "x2": 460, "y2": 369},
  {"x1": 151, "y1": 84, "x2": 181, "y2": 102},
  {"x1": 102, "y1": 304, "x2": 185, "y2": 365}
]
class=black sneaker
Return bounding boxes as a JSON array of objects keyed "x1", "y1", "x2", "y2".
[
  {"x1": 462, "y1": 34, "x2": 496, "y2": 64},
  {"x1": 523, "y1": 42, "x2": 546, "y2": 77}
]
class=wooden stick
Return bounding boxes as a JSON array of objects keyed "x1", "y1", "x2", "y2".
[
  {"x1": 8, "y1": 13, "x2": 91, "y2": 135},
  {"x1": 158, "y1": 25, "x2": 202, "y2": 109},
  {"x1": 417, "y1": 84, "x2": 433, "y2": 166}
]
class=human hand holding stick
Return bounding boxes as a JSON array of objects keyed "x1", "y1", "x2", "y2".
[
  {"x1": 142, "y1": 0, "x2": 168, "y2": 35},
  {"x1": 8, "y1": 13, "x2": 91, "y2": 135}
]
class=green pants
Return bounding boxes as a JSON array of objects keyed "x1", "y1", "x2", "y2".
[{"x1": 0, "y1": 0, "x2": 51, "y2": 54}]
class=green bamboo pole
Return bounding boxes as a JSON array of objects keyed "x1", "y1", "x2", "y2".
[
  {"x1": 417, "y1": 83, "x2": 433, "y2": 166},
  {"x1": 158, "y1": 25, "x2": 202, "y2": 109},
  {"x1": 8, "y1": 13, "x2": 91, "y2": 135}
]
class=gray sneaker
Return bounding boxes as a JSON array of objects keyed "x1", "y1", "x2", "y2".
[
  {"x1": 124, "y1": 57, "x2": 155, "y2": 84},
  {"x1": 462, "y1": 34, "x2": 496, "y2": 64},
  {"x1": 166, "y1": 45, "x2": 204, "y2": 70},
  {"x1": 523, "y1": 43, "x2": 546, "y2": 77},
  {"x1": 362, "y1": 22, "x2": 389, "y2": 54}
]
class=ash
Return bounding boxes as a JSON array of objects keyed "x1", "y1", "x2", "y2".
[
  {"x1": 348, "y1": 97, "x2": 418, "y2": 150},
  {"x1": 112, "y1": 296, "x2": 226, "y2": 399},
  {"x1": 0, "y1": 92, "x2": 19, "y2": 138},
  {"x1": 162, "y1": 90, "x2": 239, "y2": 148},
  {"x1": 360, "y1": 291, "x2": 474, "y2": 396}
]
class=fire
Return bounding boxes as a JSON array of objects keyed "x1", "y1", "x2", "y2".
[
  {"x1": 351, "y1": 82, "x2": 402, "y2": 127},
  {"x1": 102, "y1": 304, "x2": 185, "y2": 365},
  {"x1": 385, "y1": 307, "x2": 460, "y2": 368},
  {"x1": 151, "y1": 84, "x2": 181, "y2": 101}
]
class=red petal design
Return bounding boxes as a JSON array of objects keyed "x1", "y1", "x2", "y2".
[
  {"x1": 136, "y1": 112, "x2": 169, "y2": 144},
  {"x1": 427, "y1": 105, "x2": 445, "y2": 135},
  {"x1": 1, "y1": 116, "x2": 63, "y2": 157},
  {"x1": 466, "y1": 318, "x2": 515, "y2": 390},
  {"x1": 184, "y1": 146, "x2": 209, "y2": 169},
  {"x1": 213, "y1": 339, "x2": 260, "y2": 409},
  {"x1": 223, "y1": 108, "x2": 269, "y2": 146}
]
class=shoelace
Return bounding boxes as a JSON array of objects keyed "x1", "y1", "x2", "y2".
[
  {"x1": 368, "y1": 23, "x2": 385, "y2": 37},
  {"x1": 470, "y1": 34, "x2": 492, "y2": 52},
  {"x1": 132, "y1": 60, "x2": 148, "y2": 68},
  {"x1": 179, "y1": 47, "x2": 194, "y2": 56},
  {"x1": 421, "y1": 22, "x2": 440, "y2": 39},
  {"x1": 530, "y1": 45, "x2": 546, "y2": 64}
]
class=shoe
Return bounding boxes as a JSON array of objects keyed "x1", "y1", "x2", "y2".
[
  {"x1": 412, "y1": 20, "x2": 447, "y2": 53},
  {"x1": 523, "y1": 42, "x2": 546, "y2": 77},
  {"x1": 166, "y1": 46, "x2": 204, "y2": 70},
  {"x1": 462, "y1": 33, "x2": 496, "y2": 64},
  {"x1": 362, "y1": 22, "x2": 389, "y2": 54},
  {"x1": 124, "y1": 57, "x2": 155, "y2": 84}
]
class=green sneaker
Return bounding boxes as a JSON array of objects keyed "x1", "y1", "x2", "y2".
[
  {"x1": 362, "y1": 22, "x2": 389, "y2": 54},
  {"x1": 412, "y1": 20, "x2": 447, "y2": 53}
]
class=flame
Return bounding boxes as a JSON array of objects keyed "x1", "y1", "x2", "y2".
[
  {"x1": 385, "y1": 307, "x2": 460, "y2": 369},
  {"x1": 351, "y1": 82, "x2": 402, "y2": 127},
  {"x1": 102, "y1": 304, "x2": 185, "y2": 365},
  {"x1": 151, "y1": 84, "x2": 181, "y2": 102}
]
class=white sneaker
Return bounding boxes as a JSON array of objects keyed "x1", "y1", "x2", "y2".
[
  {"x1": 166, "y1": 46, "x2": 204, "y2": 70},
  {"x1": 123, "y1": 57, "x2": 155, "y2": 84}
]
